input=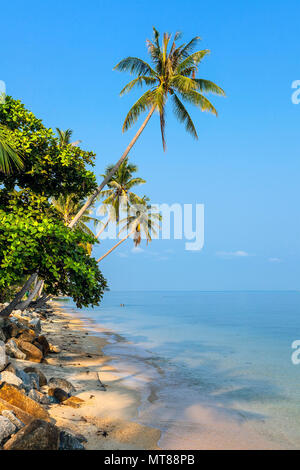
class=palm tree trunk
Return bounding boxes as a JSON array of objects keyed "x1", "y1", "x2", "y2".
[
  {"x1": 95, "y1": 217, "x2": 111, "y2": 239},
  {"x1": 69, "y1": 105, "x2": 156, "y2": 229},
  {"x1": 97, "y1": 230, "x2": 134, "y2": 263},
  {"x1": 0, "y1": 273, "x2": 37, "y2": 318},
  {"x1": 15, "y1": 279, "x2": 44, "y2": 311}
]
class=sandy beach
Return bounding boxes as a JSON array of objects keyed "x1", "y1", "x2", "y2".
[{"x1": 10, "y1": 301, "x2": 161, "y2": 450}]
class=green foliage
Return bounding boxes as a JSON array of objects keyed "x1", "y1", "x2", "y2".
[
  {"x1": 0, "y1": 190, "x2": 107, "y2": 308},
  {"x1": 0, "y1": 97, "x2": 97, "y2": 199},
  {"x1": 0, "y1": 124, "x2": 24, "y2": 174},
  {"x1": 114, "y1": 27, "x2": 225, "y2": 149}
]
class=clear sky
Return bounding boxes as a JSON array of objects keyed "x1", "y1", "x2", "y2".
[{"x1": 2, "y1": 0, "x2": 300, "y2": 290}]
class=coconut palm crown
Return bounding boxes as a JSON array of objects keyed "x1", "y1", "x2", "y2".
[{"x1": 114, "y1": 27, "x2": 225, "y2": 150}]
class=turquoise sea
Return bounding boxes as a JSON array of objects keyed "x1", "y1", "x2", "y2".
[{"x1": 62, "y1": 291, "x2": 300, "y2": 449}]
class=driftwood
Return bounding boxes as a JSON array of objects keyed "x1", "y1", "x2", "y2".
[{"x1": 97, "y1": 372, "x2": 107, "y2": 391}]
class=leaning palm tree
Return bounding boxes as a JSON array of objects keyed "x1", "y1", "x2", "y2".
[
  {"x1": 0, "y1": 124, "x2": 23, "y2": 174},
  {"x1": 96, "y1": 157, "x2": 146, "y2": 238},
  {"x1": 51, "y1": 194, "x2": 99, "y2": 254},
  {"x1": 97, "y1": 197, "x2": 161, "y2": 262},
  {"x1": 69, "y1": 27, "x2": 224, "y2": 229}
]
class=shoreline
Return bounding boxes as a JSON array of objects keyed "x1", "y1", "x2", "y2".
[
  {"x1": 36, "y1": 301, "x2": 161, "y2": 450},
  {"x1": 19, "y1": 298, "x2": 289, "y2": 451}
]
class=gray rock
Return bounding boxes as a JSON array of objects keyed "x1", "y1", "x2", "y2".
[
  {"x1": 59, "y1": 431, "x2": 85, "y2": 450},
  {"x1": 48, "y1": 377, "x2": 75, "y2": 395},
  {"x1": 29, "y1": 318, "x2": 41, "y2": 335},
  {"x1": 0, "y1": 340, "x2": 7, "y2": 371},
  {"x1": 28, "y1": 389, "x2": 51, "y2": 405},
  {"x1": 23, "y1": 367, "x2": 47, "y2": 387},
  {"x1": 1, "y1": 410, "x2": 24, "y2": 430},
  {"x1": 0, "y1": 415, "x2": 16, "y2": 443},
  {"x1": 0, "y1": 371, "x2": 23, "y2": 388},
  {"x1": 15, "y1": 369, "x2": 39, "y2": 392},
  {"x1": 5, "y1": 339, "x2": 26, "y2": 360},
  {"x1": 0, "y1": 328, "x2": 6, "y2": 342}
]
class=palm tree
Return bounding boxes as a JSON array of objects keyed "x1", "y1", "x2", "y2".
[
  {"x1": 97, "y1": 197, "x2": 161, "y2": 262},
  {"x1": 56, "y1": 128, "x2": 82, "y2": 147},
  {"x1": 0, "y1": 124, "x2": 23, "y2": 174},
  {"x1": 51, "y1": 194, "x2": 98, "y2": 254},
  {"x1": 96, "y1": 158, "x2": 146, "y2": 238},
  {"x1": 69, "y1": 27, "x2": 224, "y2": 229}
]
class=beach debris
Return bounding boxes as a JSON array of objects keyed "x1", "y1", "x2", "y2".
[
  {"x1": 97, "y1": 372, "x2": 107, "y2": 391},
  {"x1": 3, "y1": 419, "x2": 60, "y2": 450},
  {"x1": 49, "y1": 344, "x2": 61, "y2": 354},
  {"x1": 48, "y1": 377, "x2": 75, "y2": 395},
  {"x1": 59, "y1": 430, "x2": 85, "y2": 450}
]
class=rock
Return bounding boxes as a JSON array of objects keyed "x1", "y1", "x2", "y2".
[
  {"x1": 3, "y1": 419, "x2": 59, "y2": 450},
  {"x1": 5, "y1": 339, "x2": 26, "y2": 360},
  {"x1": 15, "y1": 369, "x2": 39, "y2": 392},
  {"x1": 0, "y1": 397, "x2": 34, "y2": 425},
  {"x1": 0, "y1": 328, "x2": 6, "y2": 342},
  {"x1": 0, "y1": 383, "x2": 50, "y2": 421},
  {"x1": 59, "y1": 430, "x2": 85, "y2": 450},
  {"x1": 48, "y1": 387, "x2": 69, "y2": 403},
  {"x1": 0, "y1": 415, "x2": 16, "y2": 443},
  {"x1": 49, "y1": 344, "x2": 61, "y2": 354},
  {"x1": 63, "y1": 396, "x2": 84, "y2": 408},
  {"x1": 28, "y1": 389, "x2": 51, "y2": 405},
  {"x1": 1, "y1": 410, "x2": 24, "y2": 430},
  {"x1": 17, "y1": 330, "x2": 36, "y2": 344},
  {"x1": 29, "y1": 318, "x2": 41, "y2": 335},
  {"x1": 34, "y1": 335, "x2": 50, "y2": 356},
  {"x1": 3, "y1": 321, "x2": 20, "y2": 339},
  {"x1": 17, "y1": 340, "x2": 43, "y2": 363},
  {"x1": 0, "y1": 371, "x2": 23, "y2": 388},
  {"x1": 48, "y1": 377, "x2": 75, "y2": 395},
  {"x1": 0, "y1": 341, "x2": 7, "y2": 371},
  {"x1": 23, "y1": 367, "x2": 47, "y2": 387}
]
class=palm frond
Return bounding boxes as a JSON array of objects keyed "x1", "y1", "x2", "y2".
[
  {"x1": 172, "y1": 94, "x2": 198, "y2": 139},
  {"x1": 122, "y1": 90, "x2": 155, "y2": 132},
  {"x1": 120, "y1": 76, "x2": 157, "y2": 96},
  {"x1": 176, "y1": 50, "x2": 210, "y2": 74},
  {"x1": 180, "y1": 90, "x2": 218, "y2": 115},
  {"x1": 0, "y1": 125, "x2": 23, "y2": 174},
  {"x1": 114, "y1": 57, "x2": 157, "y2": 77},
  {"x1": 193, "y1": 79, "x2": 226, "y2": 96}
]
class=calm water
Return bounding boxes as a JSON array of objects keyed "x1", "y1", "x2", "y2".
[{"x1": 63, "y1": 291, "x2": 300, "y2": 448}]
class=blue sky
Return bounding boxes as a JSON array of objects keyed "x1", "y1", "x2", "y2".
[{"x1": 2, "y1": 0, "x2": 300, "y2": 290}]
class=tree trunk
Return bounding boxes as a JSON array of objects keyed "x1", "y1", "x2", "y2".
[
  {"x1": 95, "y1": 217, "x2": 110, "y2": 239},
  {"x1": 69, "y1": 106, "x2": 156, "y2": 229},
  {"x1": 15, "y1": 279, "x2": 44, "y2": 311},
  {"x1": 30, "y1": 293, "x2": 50, "y2": 309},
  {"x1": 97, "y1": 230, "x2": 133, "y2": 263},
  {"x1": 0, "y1": 273, "x2": 37, "y2": 318}
]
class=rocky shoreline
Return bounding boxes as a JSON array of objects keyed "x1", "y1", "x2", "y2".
[{"x1": 0, "y1": 301, "x2": 161, "y2": 451}]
